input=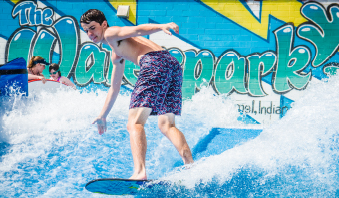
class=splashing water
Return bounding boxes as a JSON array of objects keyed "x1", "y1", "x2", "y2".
[
  {"x1": 164, "y1": 76, "x2": 339, "y2": 197},
  {"x1": 0, "y1": 76, "x2": 338, "y2": 197}
]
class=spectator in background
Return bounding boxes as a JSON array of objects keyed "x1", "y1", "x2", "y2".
[
  {"x1": 27, "y1": 56, "x2": 49, "y2": 84},
  {"x1": 49, "y1": 63, "x2": 77, "y2": 89}
]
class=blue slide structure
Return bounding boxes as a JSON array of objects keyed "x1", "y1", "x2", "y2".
[
  {"x1": 172, "y1": 128, "x2": 263, "y2": 167},
  {"x1": 0, "y1": 57, "x2": 28, "y2": 96}
]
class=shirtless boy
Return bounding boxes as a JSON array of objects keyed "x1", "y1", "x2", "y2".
[{"x1": 80, "y1": 9, "x2": 194, "y2": 180}]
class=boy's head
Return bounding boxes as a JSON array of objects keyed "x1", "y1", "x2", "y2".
[
  {"x1": 80, "y1": 9, "x2": 108, "y2": 43},
  {"x1": 80, "y1": 9, "x2": 108, "y2": 26}
]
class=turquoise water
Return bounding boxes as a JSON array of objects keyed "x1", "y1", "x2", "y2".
[{"x1": 0, "y1": 76, "x2": 339, "y2": 197}]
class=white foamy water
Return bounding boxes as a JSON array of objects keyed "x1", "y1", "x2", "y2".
[
  {"x1": 1, "y1": 75, "x2": 338, "y2": 197},
  {"x1": 166, "y1": 76, "x2": 339, "y2": 197},
  {"x1": 0, "y1": 84, "x2": 243, "y2": 197}
]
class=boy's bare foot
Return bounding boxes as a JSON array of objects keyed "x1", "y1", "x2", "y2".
[{"x1": 129, "y1": 172, "x2": 147, "y2": 180}]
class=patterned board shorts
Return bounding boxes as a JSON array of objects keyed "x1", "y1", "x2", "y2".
[{"x1": 129, "y1": 50, "x2": 182, "y2": 116}]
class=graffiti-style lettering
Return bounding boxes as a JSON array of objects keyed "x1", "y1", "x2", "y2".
[
  {"x1": 182, "y1": 50, "x2": 214, "y2": 98},
  {"x1": 246, "y1": 52, "x2": 276, "y2": 96},
  {"x1": 6, "y1": 28, "x2": 36, "y2": 62},
  {"x1": 75, "y1": 43, "x2": 107, "y2": 85},
  {"x1": 168, "y1": 48, "x2": 184, "y2": 65},
  {"x1": 323, "y1": 62, "x2": 339, "y2": 76},
  {"x1": 12, "y1": 1, "x2": 53, "y2": 26},
  {"x1": 31, "y1": 29, "x2": 57, "y2": 77},
  {"x1": 273, "y1": 24, "x2": 311, "y2": 93},
  {"x1": 52, "y1": 17, "x2": 80, "y2": 78},
  {"x1": 3, "y1": 0, "x2": 339, "y2": 124},
  {"x1": 5, "y1": 0, "x2": 339, "y2": 109},
  {"x1": 297, "y1": 2, "x2": 339, "y2": 67},
  {"x1": 214, "y1": 51, "x2": 247, "y2": 95},
  {"x1": 7, "y1": 15, "x2": 81, "y2": 79}
]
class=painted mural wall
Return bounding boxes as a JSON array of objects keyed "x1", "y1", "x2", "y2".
[{"x1": 1, "y1": 0, "x2": 339, "y2": 124}]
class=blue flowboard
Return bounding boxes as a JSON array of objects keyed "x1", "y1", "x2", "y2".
[{"x1": 85, "y1": 178, "x2": 162, "y2": 195}]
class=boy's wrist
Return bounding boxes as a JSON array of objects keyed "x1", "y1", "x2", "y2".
[{"x1": 98, "y1": 115, "x2": 106, "y2": 119}]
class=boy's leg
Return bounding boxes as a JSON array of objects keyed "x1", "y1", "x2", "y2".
[
  {"x1": 127, "y1": 107, "x2": 152, "y2": 180},
  {"x1": 158, "y1": 113, "x2": 194, "y2": 164}
]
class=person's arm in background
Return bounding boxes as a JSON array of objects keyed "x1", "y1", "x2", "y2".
[
  {"x1": 59, "y1": 76, "x2": 77, "y2": 90},
  {"x1": 28, "y1": 74, "x2": 46, "y2": 84}
]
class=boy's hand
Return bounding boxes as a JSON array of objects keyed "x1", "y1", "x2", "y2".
[
  {"x1": 92, "y1": 117, "x2": 107, "y2": 135},
  {"x1": 162, "y1": 22, "x2": 179, "y2": 35}
]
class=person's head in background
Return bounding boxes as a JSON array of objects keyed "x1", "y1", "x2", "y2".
[
  {"x1": 49, "y1": 63, "x2": 62, "y2": 80},
  {"x1": 27, "y1": 56, "x2": 50, "y2": 76},
  {"x1": 48, "y1": 63, "x2": 77, "y2": 89}
]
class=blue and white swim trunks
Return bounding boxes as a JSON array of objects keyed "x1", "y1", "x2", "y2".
[{"x1": 129, "y1": 50, "x2": 182, "y2": 116}]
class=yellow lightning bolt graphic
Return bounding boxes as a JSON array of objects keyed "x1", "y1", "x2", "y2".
[
  {"x1": 108, "y1": 0, "x2": 137, "y2": 25},
  {"x1": 201, "y1": 0, "x2": 307, "y2": 39},
  {"x1": 11, "y1": 0, "x2": 20, "y2": 4}
]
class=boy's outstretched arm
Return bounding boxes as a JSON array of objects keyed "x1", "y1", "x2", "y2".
[
  {"x1": 105, "y1": 22, "x2": 179, "y2": 42},
  {"x1": 92, "y1": 53, "x2": 125, "y2": 135}
]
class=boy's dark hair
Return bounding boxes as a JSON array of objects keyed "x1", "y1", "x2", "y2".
[{"x1": 80, "y1": 9, "x2": 108, "y2": 26}]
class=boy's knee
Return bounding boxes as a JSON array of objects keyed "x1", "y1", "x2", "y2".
[
  {"x1": 127, "y1": 123, "x2": 144, "y2": 134},
  {"x1": 158, "y1": 123, "x2": 169, "y2": 135},
  {"x1": 126, "y1": 123, "x2": 137, "y2": 133}
]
